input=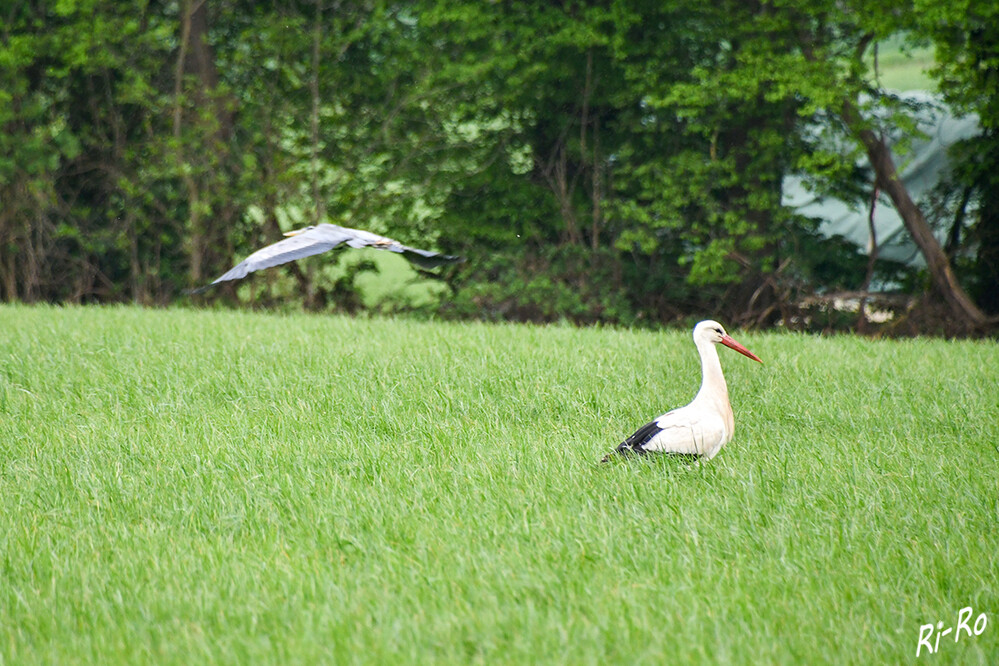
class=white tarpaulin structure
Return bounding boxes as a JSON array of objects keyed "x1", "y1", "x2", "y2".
[{"x1": 783, "y1": 92, "x2": 980, "y2": 268}]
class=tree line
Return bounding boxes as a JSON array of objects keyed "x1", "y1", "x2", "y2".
[{"x1": 2, "y1": 0, "x2": 996, "y2": 333}]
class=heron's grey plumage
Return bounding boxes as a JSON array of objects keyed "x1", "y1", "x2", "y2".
[{"x1": 188, "y1": 223, "x2": 461, "y2": 294}]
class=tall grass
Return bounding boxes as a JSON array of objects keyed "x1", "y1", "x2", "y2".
[{"x1": 1, "y1": 305, "x2": 996, "y2": 664}]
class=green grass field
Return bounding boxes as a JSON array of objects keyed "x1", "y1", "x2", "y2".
[
  {"x1": 868, "y1": 35, "x2": 936, "y2": 92},
  {"x1": 1, "y1": 305, "x2": 996, "y2": 664}
]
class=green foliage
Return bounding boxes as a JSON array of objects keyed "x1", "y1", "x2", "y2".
[
  {"x1": 911, "y1": 2, "x2": 999, "y2": 313},
  {"x1": 446, "y1": 246, "x2": 637, "y2": 325},
  {"x1": 0, "y1": 0, "x2": 993, "y2": 324}
]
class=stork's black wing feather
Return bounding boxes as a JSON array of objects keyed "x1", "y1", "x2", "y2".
[
  {"x1": 600, "y1": 414, "x2": 702, "y2": 463},
  {"x1": 620, "y1": 419, "x2": 665, "y2": 453}
]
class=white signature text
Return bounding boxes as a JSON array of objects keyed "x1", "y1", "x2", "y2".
[{"x1": 916, "y1": 606, "x2": 988, "y2": 657}]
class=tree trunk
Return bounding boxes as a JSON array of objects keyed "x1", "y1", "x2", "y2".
[
  {"x1": 176, "y1": 0, "x2": 236, "y2": 286},
  {"x1": 843, "y1": 100, "x2": 989, "y2": 329},
  {"x1": 310, "y1": 0, "x2": 325, "y2": 226},
  {"x1": 971, "y1": 135, "x2": 999, "y2": 315},
  {"x1": 187, "y1": 1, "x2": 233, "y2": 142}
]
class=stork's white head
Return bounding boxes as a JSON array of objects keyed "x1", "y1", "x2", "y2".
[{"x1": 693, "y1": 320, "x2": 763, "y2": 363}]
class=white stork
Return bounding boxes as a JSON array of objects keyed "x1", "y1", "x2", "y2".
[{"x1": 602, "y1": 320, "x2": 762, "y2": 463}]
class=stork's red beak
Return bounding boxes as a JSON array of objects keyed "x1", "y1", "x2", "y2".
[{"x1": 720, "y1": 334, "x2": 763, "y2": 363}]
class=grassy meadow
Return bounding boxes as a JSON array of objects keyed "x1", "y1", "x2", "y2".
[
  {"x1": 0, "y1": 305, "x2": 996, "y2": 664},
  {"x1": 869, "y1": 36, "x2": 937, "y2": 91}
]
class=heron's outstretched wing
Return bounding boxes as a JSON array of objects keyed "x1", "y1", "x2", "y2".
[
  {"x1": 395, "y1": 245, "x2": 464, "y2": 270},
  {"x1": 344, "y1": 227, "x2": 463, "y2": 268},
  {"x1": 187, "y1": 223, "x2": 461, "y2": 294}
]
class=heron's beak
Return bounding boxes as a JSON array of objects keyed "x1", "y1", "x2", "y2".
[
  {"x1": 720, "y1": 334, "x2": 763, "y2": 363},
  {"x1": 283, "y1": 228, "x2": 307, "y2": 237}
]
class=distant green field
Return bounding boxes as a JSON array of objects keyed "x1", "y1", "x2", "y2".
[
  {"x1": 350, "y1": 250, "x2": 448, "y2": 310},
  {"x1": 1, "y1": 305, "x2": 996, "y2": 664},
  {"x1": 869, "y1": 37, "x2": 937, "y2": 91}
]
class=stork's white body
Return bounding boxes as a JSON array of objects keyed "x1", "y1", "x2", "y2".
[
  {"x1": 604, "y1": 320, "x2": 761, "y2": 462},
  {"x1": 639, "y1": 338, "x2": 736, "y2": 459}
]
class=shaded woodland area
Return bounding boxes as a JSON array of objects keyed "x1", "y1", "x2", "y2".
[{"x1": 2, "y1": 0, "x2": 997, "y2": 334}]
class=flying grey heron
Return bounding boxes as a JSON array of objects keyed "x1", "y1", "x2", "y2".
[{"x1": 188, "y1": 223, "x2": 462, "y2": 294}]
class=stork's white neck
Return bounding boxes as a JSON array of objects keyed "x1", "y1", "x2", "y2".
[{"x1": 692, "y1": 339, "x2": 729, "y2": 407}]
